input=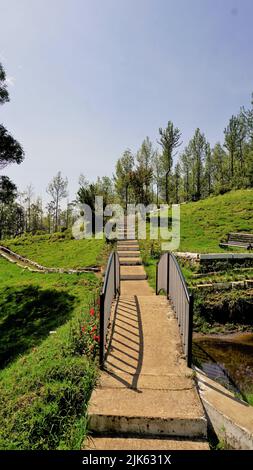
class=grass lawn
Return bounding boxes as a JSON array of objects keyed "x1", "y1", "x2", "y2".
[
  {"x1": 0, "y1": 254, "x2": 101, "y2": 449},
  {"x1": 140, "y1": 189, "x2": 253, "y2": 289},
  {"x1": 163, "y1": 189, "x2": 253, "y2": 253},
  {"x1": 2, "y1": 233, "x2": 106, "y2": 268}
]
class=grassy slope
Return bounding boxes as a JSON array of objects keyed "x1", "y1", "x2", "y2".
[
  {"x1": 163, "y1": 189, "x2": 253, "y2": 253},
  {"x1": 141, "y1": 189, "x2": 253, "y2": 287},
  {"x1": 0, "y1": 258, "x2": 97, "y2": 368},
  {"x1": 0, "y1": 235, "x2": 105, "y2": 449},
  {"x1": 3, "y1": 234, "x2": 105, "y2": 268}
]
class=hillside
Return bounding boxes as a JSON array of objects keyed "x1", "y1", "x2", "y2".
[
  {"x1": 175, "y1": 189, "x2": 253, "y2": 253},
  {"x1": 2, "y1": 233, "x2": 106, "y2": 268},
  {"x1": 141, "y1": 189, "x2": 253, "y2": 291}
]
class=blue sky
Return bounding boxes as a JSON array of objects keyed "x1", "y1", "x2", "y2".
[{"x1": 1, "y1": 0, "x2": 253, "y2": 204}]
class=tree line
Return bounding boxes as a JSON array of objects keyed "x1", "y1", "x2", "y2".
[{"x1": 1, "y1": 60, "x2": 253, "y2": 239}]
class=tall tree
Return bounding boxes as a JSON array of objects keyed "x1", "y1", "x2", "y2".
[
  {"x1": 204, "y1": 142, "x2": 213, "y2": 196},
  {"x1": 47, "y1": 172, "x2": 68, "y2": 232},
  {"x1": 224, "y1": 115, "x2": 240, "y2": 179},
  {"x1": 174, "y1": 162, "x2": 181, "y2": 204},
  {"x1": 152, "y1": 150, "x2": 163, "y2": 205},
  {"x1": 136, "y1": 137, "x2": 154, "y2": 204},
  {"x1": 114, "y1": 150, "x2": 134, "y2": 210},
  {"x1": 0, "y1": 63, "x2": 9, "y2": 104},
  {"x1": 158, "y1": 121, "x2": 182, "y2": 203},
  {"x1": 180, "y1": 147, "x2": 192, "y2": 201},
  {"x1": 189, "y1": 128, "x2": 207, "y2": 200},
  {"x1": 212, "y1": 142, "x2": 228, "y2": 194},
  {"x1": 0, "y1": 62, "x2": 25, "y2": 238}
]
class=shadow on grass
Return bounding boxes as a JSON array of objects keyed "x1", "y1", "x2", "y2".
[{"x1": 0, "y1": 285, "x2": 75, "y2": 368}]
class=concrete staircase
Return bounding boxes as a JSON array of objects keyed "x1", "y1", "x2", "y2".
[
  {"x1": 117, "y1": 229, "x2": 147, "y2": 279},
  {"x1": 85, "y1": 225, "x2": 208, "y2": 450}
]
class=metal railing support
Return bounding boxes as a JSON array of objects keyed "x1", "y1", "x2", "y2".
[
  {"x1": 99, "y1": 251, "x2": 120, "y2": 368},
  {"x1": 156, "y1": 252, "x2": 193, "y2": 366}
]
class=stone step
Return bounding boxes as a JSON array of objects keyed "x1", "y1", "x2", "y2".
[
  {"x1": 120, "y1": 265, "x2": 147, "y2": 280},
  {"x1": 119, "y1": 258, "x2": 142, "y2": 266},
  {"x1": 88, "y1": 388, "x2": 207, "y2": 438},
  {"x1": 118, "y1": 251, "x2": 141, "y2": 258}
]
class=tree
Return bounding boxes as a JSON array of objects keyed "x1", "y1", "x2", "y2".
[
  {"x1": 0, "y1": 124, "x2": 24, "y2": 169},
  {"x1": 0, "y1": 62, "x2": 25, "y2": 238},
  {"x1": 204, "y1": 143, "x2": 213, "y2": 196},
  {"x1": 114, "y1": 150, "x2": 135, "y2": 210},
  {"x1": 174, "y1": 162, "x2": 181, "y2": 204},
  {"x1": 152, "y1": 150, "x2": 163, "y2": 205},
  {"x1": 136, "y1": 137, "x2": 154, "y2": 204},
  {"x1": 158, "y1": 121, "x2": 182, "y2": 203},
  {"x1": 23, "y1": 184, "x2": 34, "y2": 231},
  {"x1": 180, "y1": 147, "x2": 192, "y2": 201},
  {"x1": 224, "y1": 115, "x2": 240, "y2": 179},
  {"x1": 212, "y1": 142, "x2": 229, "y2": 194},
  {"x1": 188, "y1": 128, "x2": 207, "y2": 200},
  {"x1": 47, "y1": 172, "x2": 68, "y2": 232},
  {"x1": 0, "y1": 63, "x2": 9, "y2": 104}
]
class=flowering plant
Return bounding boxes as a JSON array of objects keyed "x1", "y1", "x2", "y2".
[{"x1": 69, "y1": 294, "x2": 100, "y2": 360}]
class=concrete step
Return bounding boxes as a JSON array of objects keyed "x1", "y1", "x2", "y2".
[
  {"x1": 119, "y1": 258, "x2": 142, "y2": 266},
  {"x1": 117, "y1": 245, "x2": 139, "y2": 252},
  {"x1": 120, "y1": 280, "x2": 154, "y2": 296},
  {"x1": 117, "y1": 240, "x2": 138, "y2": 245},
  {"x1": 85, "y1": 436, "x2": 209, "y2": 450},
  {"x1": 117, "y1": 230, "x2": 135, "y2": 235},
  {"x1": 120, "y1": 265, "x2": 147, "y2": 280},
  {"x1": 88, "y1": 387, "x2": 207, "y2": 438},
  {"x1": 118, "y1": 251, "x2": 141, "y2": 258}
]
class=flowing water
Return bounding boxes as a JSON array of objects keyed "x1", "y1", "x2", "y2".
[{"x1": 193, "y1": 333, "x2": 253, "y2": 398}]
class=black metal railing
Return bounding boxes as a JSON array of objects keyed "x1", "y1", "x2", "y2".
[
  {"x1": 99, "y1": 251, "x2": 120, "y2": 367},
  {"x1": 156, "y1": 252, "x2": 193, "y2": 367}
]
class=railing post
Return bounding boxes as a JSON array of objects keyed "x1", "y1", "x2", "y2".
[
  {"x1": 156, "y1": 261, "x2": 158, "y2": 295},
  {"x1": 99, "y1": 292, "x2": 105, "y2": 368},
  {"x1": 187, "y1": 294, "x2": 193, "y2": 367},
  {"x1": 118, "y1": 254, "x2": 121, "y2": 296},
  {"x1": 114, "y1": 252, "x2": 116, "y2": 297},
  {"x1": 167, "y1": 252, "x2": 170, "y2": 298}
]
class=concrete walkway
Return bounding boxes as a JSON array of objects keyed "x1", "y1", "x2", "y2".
[{"x1": 85, "y1": 233, "x2": 208, "y2": 450}]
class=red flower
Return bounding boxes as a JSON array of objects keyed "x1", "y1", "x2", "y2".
[
  {"x1": 81, "y1": 326, "x2": 85, "y2": 332},
  {"x1": 91, "y1": 325, "x2": 97, "y2": 333},
  {"x1": 93, "y1": 335, "x2": 100, "y2": 342},
  {"x1": 90, "y1": 308, "x2": 95, "y2": 316}
]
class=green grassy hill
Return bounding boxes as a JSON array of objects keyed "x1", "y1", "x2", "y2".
[
  {"x1": 141, "y1": 189, "x2": 253, "y2": 290},
  {"x1": 2, "y1": 233, "x2": 105, "y2": 268},
  {"x1": 174, "y1": 189, "x2": 253, "y2": 253},
  {"x1": 0, "y1": 233, "x2": 107, "y2": 450}
]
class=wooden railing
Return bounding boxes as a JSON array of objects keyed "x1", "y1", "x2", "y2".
[{"x1": 156, "y1": 252, "x2": 193, "y2": 367}]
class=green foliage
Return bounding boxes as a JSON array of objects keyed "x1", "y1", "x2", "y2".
[{"x1": 193, "y1": 288, "x2": 253, "y2": 334}]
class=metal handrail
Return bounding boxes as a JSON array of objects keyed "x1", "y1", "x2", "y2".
[
  {"x1": 170, "y1": 253, "x2": 190, "y2": 302},
  {"x1": 101, "y1": 252, "x2": 114, "y2": 296},
  {"x1": 99, "y1": 251, "x2": 120, "y2": 367},
  {"x1": 156, "y1": 252, "x2": 193, "y2": 367}
]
